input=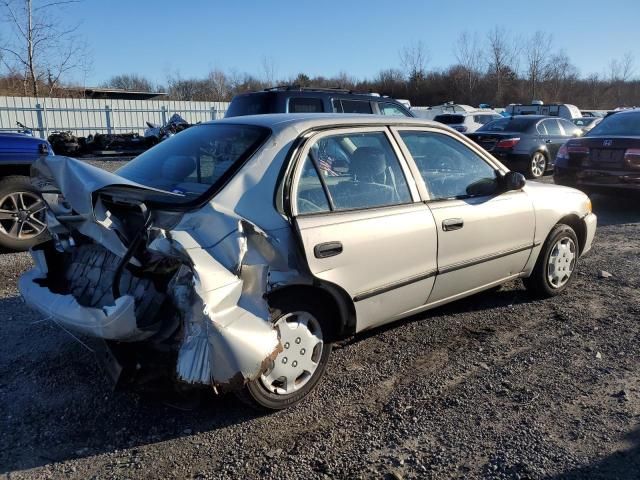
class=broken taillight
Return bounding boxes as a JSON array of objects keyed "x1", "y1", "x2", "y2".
[
  {"x1": 624, "y1": 148, "x2": 640, "y2": 169},
  {"x1": 495, "y1": 138, "x2": 520, "y2": 149}
]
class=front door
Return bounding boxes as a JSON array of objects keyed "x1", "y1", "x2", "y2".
[
  {"x1": 392, "y1": 127, "x2": 536, "y2": 305},
  {"x1": 290, "y1": 127, "x2": 439, "y2": 332}
]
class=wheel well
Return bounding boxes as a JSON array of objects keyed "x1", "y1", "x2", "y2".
[
  {"x1": 266, "y1": 283, "x2": 356, "y2": 342},
  {"x1": 557, "y1": 214, "x2": 587, "y2": 254},
  {"x1": 0, "y1": 164, "x2": 31, "y2": 178}
]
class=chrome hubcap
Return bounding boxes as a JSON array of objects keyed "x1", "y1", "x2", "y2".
[
  {"x1": 547, "y1": 237, "x2": 576, "y2": 288},
  {"x1": 260, "y1": 311, "x2": 323, "y2": 395},
  {"x1": 0, "y1": 191, "x2": 47, "y2": 240},
  {"x1": 531, "y1": 154, "x2": 546, "y2": 177}
]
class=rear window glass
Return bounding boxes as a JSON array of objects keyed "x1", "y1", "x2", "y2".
[
  {"x1": 339, "y1": 100, "x2": 373, "y2": 114},
  {"x1": 117, "y1": 124, "x2": 269, "y2": 203},
  {"x1": 289, "y1": 97, "x2": 324, "y2": 113},
  {"x1": 573, "y1": 118, "x2": 596, "y2": 127},
  {"x1": 478, "y1": 117, "x2": 535, "y2": 132},
  {"x1": 587, "y1": 112, "x2": 640, "y2": 136},
  {"x1": 434, "y1": 115, "x2": 465, "y2": 125},
  {"x1": 225, "y1": 94, "x2": 274, "y2": 117}
]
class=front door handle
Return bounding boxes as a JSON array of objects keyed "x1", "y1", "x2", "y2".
[
  {"x1": 314, "y1": 241, "x2": 343, "y2": 258},
  {"x1": 442, "y1": 218, "x2": 464, "y2": 231}
]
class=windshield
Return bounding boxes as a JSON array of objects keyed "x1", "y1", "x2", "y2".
[
  {"x1": 478, "y1": 117, "x2": 535, "y2": 132},
  {"x1": 116, "y1": 124, "x2": 270, "y2": 203},
  {"x1": 434, "y1": 114, "x2": 465, "y2": 125},
  {"x1": 586, "y1": 112, "x2": 640, "y2": 136}
]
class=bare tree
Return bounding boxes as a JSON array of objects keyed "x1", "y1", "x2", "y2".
[
  {"x1": 0, "y1": 0, "x2": 89, "y2": 97},
  {"x1": 524, "y1": 31, "x2": 553, "y2": 100},
  {"x1": 485, "y1": 27, "x2": 517, "y2": 105},
  {"x1": 608, "y1": 52, "x2": 635, "y2": 106},
  {"x1": 399, "y1": 40, "x2": 430, "y2": 83},
  {"x1": 206, "y1": 69, "x2": 230, "y2": 101},
  {"x1": 545, "y1": 50, "x2": 578, "y2": 102},
  {"x1": 453, "y1": 31, "x2": 484, "y2": 103},
  {"x1": 261, "y1": 55, "x2": 278, "y2": 87},
  {"x1": 102, "y1": 73, "x2": 155, "y2": 92}
]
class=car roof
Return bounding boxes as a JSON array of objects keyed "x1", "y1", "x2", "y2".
[{"x1": 208, "y1": 113, "x2": 442, "y2": 131}]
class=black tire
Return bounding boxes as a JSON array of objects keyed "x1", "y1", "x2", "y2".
[
  {"x1": 523, "y1": 224, "x2": 579, "y2": 298},
  {"x1": 238, "y1": 295, "x2": 333, "y2": 410},
  {"x1": 527, "y1": 151, "x2": 547, "y2": 179},
  {"x1": 0, "y1": 176, "x2": 49, "y2": 251}
]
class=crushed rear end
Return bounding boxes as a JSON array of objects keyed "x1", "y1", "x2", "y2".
[{"x1": 19, "y1": 154, "x2": 293, "y2": 392}]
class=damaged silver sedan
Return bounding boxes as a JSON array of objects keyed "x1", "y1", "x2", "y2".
[{"x1": 19, "y1": 114, "x2": 597, "y2": 409}]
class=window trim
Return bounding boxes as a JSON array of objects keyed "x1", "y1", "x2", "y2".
[
  {"x1": 389, "y1": 126, "x2": 508, "y2": 203},
  {"x1": 289, "y1": 126, "x2": 421, "y2": 217}
]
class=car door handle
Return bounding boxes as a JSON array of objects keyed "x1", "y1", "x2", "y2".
[
  {"x1": 545, "y1": 139, "x2": 552, "y2": 143},
  {"x1": 442, "y1": 218, "x2": 464, "y2": 231},
  {"x1": 314, "y1": 241, "x2": 343, "y2": 258}
]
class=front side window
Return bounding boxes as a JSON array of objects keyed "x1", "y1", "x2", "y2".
[
  {"x1": 295, "y1": 131, "x2": 412, "y2": 213},
  {"x1": 289, "y1": 97, "x2": 324, "y2": 113},
  {"x1": 380, "y1": 103, "x2": 409, "y2": 117},
  {"x1": 117, "y1": 124, "x2": 269, "y2": 203},
  {"x1": 399, "y1": 131, "x2": 498, "y2": 200},
  {"x1": 543, "y1": 119, "x2": 562, "y2": 135}
]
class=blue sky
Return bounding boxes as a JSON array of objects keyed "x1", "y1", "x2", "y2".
[{"x1": 69, "y1": 0, "x2": 640, "y2": 86}]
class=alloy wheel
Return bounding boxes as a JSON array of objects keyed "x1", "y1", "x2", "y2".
[
  {"x1": 0, "y1": 191, "x2": 47, "y2": 240},
  {"x1": 531, "y1": 153, "x2": 547, "y2": 178}
]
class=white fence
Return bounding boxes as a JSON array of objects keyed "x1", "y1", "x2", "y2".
[{"x1": 0, "y1": 96, "x2": 230, "y2": 138}]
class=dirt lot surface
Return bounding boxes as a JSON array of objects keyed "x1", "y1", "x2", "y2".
[{"x1": 0, "y1": 161, "x2": 639, "y2": 479}]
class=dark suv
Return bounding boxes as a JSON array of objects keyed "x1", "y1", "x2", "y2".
[{"x1": 225, "y1": 86, "x2": 413, "y2": 118}]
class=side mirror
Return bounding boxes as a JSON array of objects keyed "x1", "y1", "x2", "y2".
[{"x1": 503, "y1": 171, "x2": 526, "y2": 191}]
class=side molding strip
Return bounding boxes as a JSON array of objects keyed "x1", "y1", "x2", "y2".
[{"x1": 353, "y1": 242, "x2": 539, "y2": 302}]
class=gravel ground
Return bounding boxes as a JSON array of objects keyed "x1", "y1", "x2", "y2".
[{"x1": 0, "y1": 161, "x2": 639, "y2": 479}]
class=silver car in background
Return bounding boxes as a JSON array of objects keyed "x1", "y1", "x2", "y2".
[{"x1": 19, "y1": 114, "x2": 597, "y2": 409}]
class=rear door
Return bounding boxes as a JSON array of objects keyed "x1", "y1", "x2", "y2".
[
  {"x1": 291, "y1": 127, "x2": 439, "y2": 331},
  {"x1": 540, "y1": 119, "x2": 566, "y2": 158},
  {"x1": 392, "y1": 127, "x2": 536, "y2": 305}
]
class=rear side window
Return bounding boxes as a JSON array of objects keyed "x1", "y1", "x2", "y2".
[
  {"x1": 289, "y1": 97, "x2": 324, "y2": 113},
  {"x1": 380, "y1": 103, "x2": 409, "y2": 117},
  {"x1": 337, "y1": 100, "x2": 373, "y2": 114},
  {"x1": 295, "y1": 131, "x2": 412, "y2": 213},
  {"x1": 536, "y1": 122, "x2": 548, "y2": 135}
]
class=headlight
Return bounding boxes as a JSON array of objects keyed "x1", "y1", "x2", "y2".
[{"x1": 584, "y1": 198, "x2": 592, "y2": 214}]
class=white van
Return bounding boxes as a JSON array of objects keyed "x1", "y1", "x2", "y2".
[{"x1": 505, "y1": 103, "x2": 582, "y2": 120}]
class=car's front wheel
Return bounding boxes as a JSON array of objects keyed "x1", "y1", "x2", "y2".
[
  {"x1": 528, "y1": 152, "x2": 547, "y2": 179},
  {"x1": 523, "y1": 224, "x2": 579, "y2": 297},
  {"x1": 0, "y1": 176, "x2": 48, "y2": 251},
  {"x1": 240, "y1": 297, "x2": 332, "y2": 410}
]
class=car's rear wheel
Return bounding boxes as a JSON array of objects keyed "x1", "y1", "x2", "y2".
[
  {"x1": 240, "y1": 297, "x2": 332, "y2": 410},
  {"x1": 528, "y1": 152, "x2": 547, "y2": 179},
  {"x1": 523, "y1": 224, "x2": 579, "y2": 297},
  {"x1": 0, "y1": 176, "x2": 48, "y2": 251}
]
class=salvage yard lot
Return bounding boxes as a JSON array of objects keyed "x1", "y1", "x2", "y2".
[{"x1": 1, "y1": 160, "x2": 639, "y2": 479}]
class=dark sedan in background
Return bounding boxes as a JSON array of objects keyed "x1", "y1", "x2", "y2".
[
  {"x1": 554, "y1": 109, "x2": 640, "y2": 193},
  {"x1": 466, "y1": 115, "x2": 581, "y2": 178}
]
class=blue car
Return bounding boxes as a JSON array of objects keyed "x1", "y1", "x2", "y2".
[{"x1": 0, "y1": 130, "x2": 53, "y2": 250}]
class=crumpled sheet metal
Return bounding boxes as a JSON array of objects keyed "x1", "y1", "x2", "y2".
[
  {"x1": 19, "y1": 268, "x2": 150, "y2": 342},
  {"x1": 148, "y1": 225, "x2": 282, "y2": 387}
]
